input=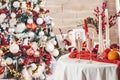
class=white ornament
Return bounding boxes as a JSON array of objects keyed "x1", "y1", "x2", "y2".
[
  {"x1": 23, "y1": 38, "x2": 28, "y2": 46},
  {"x1": 42, "y1": 36, "x2": 47, "y2": 41},
  {"x1": 33, "y1": 0, "x2": 38, "y2": 4},
  {"x1": 15, "y1": 23, "x2": 26, "y2": 33},
  {"x1": 1, "y1": 59, "x2": 6, "y2": 66},
  {"x1": 49, "y1": 39, "x2": 57, "y2": 45},
  {"x1": 34, "y1": 51, "x2": 40, "y2": 57},
  {"x1": 9, "y1": 18, "x2": 17, "y2": 27},
  {"x1": 33, "y1": 5, "x2": 39, "y2": 13},
  {"x1": 5, "y1": 57, "x2": 13, "y2": 65},
  {"x1": 30, "y1": 63, "x2": 37, "y2": 70},
  {"x1": 28, "y1": 32, "x2": 35, "y2": 40},
  {"x1": 22, "y1": 67, "x2": 32, "y2": 80},
  {"x1": 45, "y1": 42, "x2": 54, "y2": 53},
  {"x1": 8, "y1": 27, "x2": 15, "y2": 33},
  {"x1": 36, "y1": 18, "x2": 43, "y2": 24},
  {"x1": 39, "y1": 31, "x2": 44, "y2": 36},
  {"x1": 13, "y1": 1, "x2": 20, "y2": 8},
  {"x1": 31, "y1": 63, "x2": 45, "y2": 78},
  {"x1": 31, "y1": 42, "x2": 38, "y2": 51},
  {"x1": 27, "y1": 18, "x2": 33, "y2": 24},
  {"x1": 10, "y1": 43, "x2": 19, "y2": 53},
  {"x1": 21, "y1": 1, "x2": 27, "y2": 9},
  {"x1": 11, "y1": 12, "x2": 16, "y2": 18},
  {"x1": 51, "y1": 49, "x2": 59, "y2": 57},
  {"x1": 0, "y1": 13, "x2": 6, "y2": 19}
]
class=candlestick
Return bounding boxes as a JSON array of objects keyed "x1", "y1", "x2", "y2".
[
  {"x1": 98, "y1": 15, "x2": 104, "y2": 55},
  {"x1": 105, "y1": 9, "x2": 110, "y2": 48}
]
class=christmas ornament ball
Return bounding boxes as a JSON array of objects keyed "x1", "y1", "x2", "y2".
[
  {"x1": 27, "y1": 18, "x2": 33, "y2": 24},
  {"x1": 30, "y1": 63, "x2": 37, "y2": 70},
  {"x1": 45, "y1": 42, "x2": 54, "y2": 53},
  {"x1": 5, "y1": 57, "x2": 13, "y2": 65},
  {"x1": 10, "y1": 43, "x2": 19, "y2": 53},
  {"x1": 36, "y1": 18, "x2": 43, "y2": 24},
  {"x1": 13, "y1": 1, "x2": 20, "y2": 8},
  {"x1": 34, "y1": 51, "x2": 40, "y2": 57},
  {"x1": 51, "y1": 49, "x2": 59, "y2": 57},
  {"x1": 15, "y1": 23, "x2": 26, "y2": 33},
  {"x1": 11, "y1": 12, "x2": 16, "y2": 18}
]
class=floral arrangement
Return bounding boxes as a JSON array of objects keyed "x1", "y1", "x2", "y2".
[
  {"x1": 86, "y1": 1, "x2": 120, "y2": 34},
  {"x1": 0, "y1": 0, "x2": 59, "y2": 79}
]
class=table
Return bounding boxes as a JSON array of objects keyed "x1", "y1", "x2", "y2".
[{"x1": 54, "y1": 54, "x2": 118, "y2": 80}]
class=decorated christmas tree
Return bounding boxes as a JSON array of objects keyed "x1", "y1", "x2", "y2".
[{"x1": 0, "y1": 0, "x2": 59, "y2": 79}]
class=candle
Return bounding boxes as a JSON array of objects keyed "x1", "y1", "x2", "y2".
[
  {"x1": 105, "y1": 9, "x2": 110, "y2": 48},
  {"x1": 116, "y1": 0, "x2": 120, "y2": 49},
  {"x1": 98, "y1": 15, "x2": 104, "y2": 55},
  {"x1": 84, "y1": 19, "x2": 89, "y2": 39}
]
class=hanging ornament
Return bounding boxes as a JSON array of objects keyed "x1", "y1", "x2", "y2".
[
  {"x1": 13, "y1": 1, "x2": 20, "y2": 8},
  {"x1": 33, "y1": 5, "x2": 40, "y2": 13},
  {"x1": 30, "y1": 63, "x2": 37, "y2": 71},
  {"x1": 10, "y1": 43, "x2": 19, "y2": 54},
  {"x1": 0, "y1": 13, "x2": 6, "y2": 24},
  {"x1": 45, "y1": 42, "x2": 54, "y2": 53},
  {"x1": 5, "y1": 57, "x2": 13, "y2": 65},
  {"x1": 49, "y1": 39, "x2": 57, "y2": 45},
  {"x1": 26, "y1": 48, "x2": 34, "y2": 56},
  {"x1": 21, "y1": 1, "x2": 27, "y2": 9},
  {"x1": 15, "y1": 23, "x2": 26, "y2": 33},
  {"x1": 34, "y1": 51, "x2": 40, "y2": 57},
  {"x1": 11, "y1": 12, "x2": 16, "y2": 18},
  {"x1": 26, "y1": 2, "x2": 31, "y2": 10},
  {"x1": 39, "y1": 31, "x2": 44, "y2": 37},
  {"x1": 9, "y1": 19, "x2": 17, "y2": 27},
  {"x1": 27, "y1": 18, "x2": 33, "y2": 24},
  {"x1": 51, "y1": 49, "x2": 59, "y2": 57},
  {"x1": 28, "y1": 32, "x2": 35, "y2": 40},
  {"x1": 8, "y1": 27, "x2": 15, "y2": 33},
  {"x1": 31, "y1": 42, "x2": 38, "y2": 51},
  {"x1": 36, "y1": 18, "x2": 43, "y2": 24}
]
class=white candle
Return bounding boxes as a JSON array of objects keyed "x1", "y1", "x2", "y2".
[
  {"x1": 105, "y1": 9, "x2": 110, "y2": 48},
  {"x1": 98, "y1": 15, "x2": 104, "y2": 55},
  {"x1": 116, "y1": 0, "x2": 120, "y2": 48}
]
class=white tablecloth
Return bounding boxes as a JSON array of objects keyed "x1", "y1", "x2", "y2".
[{"x1": 54, "y1": 54, "x2": 118, "y2": 80}]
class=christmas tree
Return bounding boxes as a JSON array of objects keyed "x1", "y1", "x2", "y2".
[{"x1": 0, "y1": 0, "x2": 59, "y2": 79}]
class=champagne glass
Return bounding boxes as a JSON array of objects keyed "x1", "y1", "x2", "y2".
[
  {"x1": 88, "y1": 32, "x2": 94, "y2": 63},
  {"x1": 75, "y1": 31, "x2": 82, "y2": 63}
]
